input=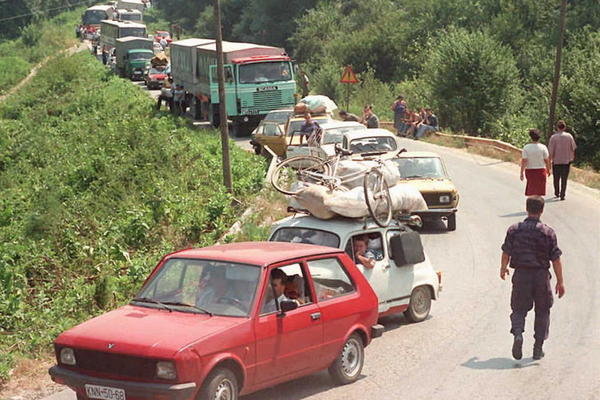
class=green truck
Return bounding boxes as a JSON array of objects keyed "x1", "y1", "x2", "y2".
[
  {"x1": 114, "y1": 37, "x2": 154, "y2": 80},
  {"x1": 170, "y1": 38, "x2": 297, "y2": 136}
]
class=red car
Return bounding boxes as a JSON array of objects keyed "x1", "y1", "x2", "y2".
[
  {"x1": 144, "y1": 67, "x2": 168, "y2": 90},
  {"x1": 154, "y1": 30, "x2": 172, "y2": 44},
  {"x1": 49, "y1": 242, "x2": 382, "y2": 400}
]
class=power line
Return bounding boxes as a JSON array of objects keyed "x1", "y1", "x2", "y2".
[{"x1": 0, "y1": 0, "x2": 96, "y2": 23}]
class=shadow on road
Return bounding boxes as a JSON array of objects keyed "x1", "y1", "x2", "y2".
[
  {"x1": 461, "y1": 356, "x2": 538, "y2": 370},
  {"x1": 378, "y1": 313, "x2": 432, "y2": 333},
  {"x1": 418, "y1": 219, "x2": 449, "y2": 234},
  {"x1": 242, "y1": 371, "x2": 367, "y2": 400},
  {"x1": 499, "y1": 211, "x2": 527, "y2": 218}
]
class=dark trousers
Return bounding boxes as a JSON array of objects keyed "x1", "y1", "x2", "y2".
[
  {"x1": 510, "y1": 269, "x2": 553, "y2": 341},
  {"x1": 156, "y1": 96, "x2": 173, "y2": 111},
  {"x1": 552, "y1": 163, "x2": 570, "y2": 198}
]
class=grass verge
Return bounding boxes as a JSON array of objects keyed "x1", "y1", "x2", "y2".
[{"x1": 0, "y1": 50, "x2": 266, "y2": 382}]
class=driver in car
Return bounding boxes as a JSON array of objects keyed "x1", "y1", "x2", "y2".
[
  {"x1": 195, "y1": 268, "x2": 228, "y2": 308},
  {"x1": 262, "y1": 269, "x2": 299, "y2": 313}
]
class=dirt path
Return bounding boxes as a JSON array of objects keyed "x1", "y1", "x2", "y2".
[{"x1": 0, "y1": 42, "x2": 89, "y2": 103}]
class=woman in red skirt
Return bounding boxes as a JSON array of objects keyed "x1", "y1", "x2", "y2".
[{"x1": 520, "y1": 129, "x2": 551, "y2": 196}]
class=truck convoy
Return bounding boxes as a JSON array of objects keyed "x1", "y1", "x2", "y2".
[
  {"x1": 171, "y1": 38, "x2": 297, "y2": 136},
  {"x1": 115, "y1": 9, "x2": 143, "y2": 22},
  {"x1": 114, "y1": 37, "x2": 154, "y2": 79},
  {"x1": 81, "y1": 5, "x2": 115, "y2": 30},
  {"x1": 100, "y1": 20, "x2": 147, "y2": 49},
  {"x1": 116, "y1": 0, "x2": 145, "y2": 13}
]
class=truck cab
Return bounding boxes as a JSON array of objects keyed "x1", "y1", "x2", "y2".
[
  {"x1": 124, "y1": 49, "x2": 153, "y2": 80},
  {"x1": 270, "y1": 215, "x2": 442, "y2": 321}
]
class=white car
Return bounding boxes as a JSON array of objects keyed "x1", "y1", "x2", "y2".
[
  {"x1": 269, "y1": 215, "x2": 441, "y2": 320},
  {"x1": 286, "y1": 121, "x2": 367, "y2": 159}
]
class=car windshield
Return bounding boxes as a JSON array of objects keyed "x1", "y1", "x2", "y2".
[
  {"x1": 264, "y1": 111, "x2": 292, "y2": 124},
  {"x1": 287, "y1": 118, "x2": 328, "y2": 135},
  {"x1": 156, "y1": 31, "x2": 169, "y2": 37},
  {"x1": 271, "y1": 228, "x2": 340, "y2": 248},
  {"x1": 239, "y1": 61, "x2": 292, "y2": 84},
  {"x1": 135, "y1": 259, "x2": 261, "y2": 317},
  {"x1": 83, "y1": 10, "x2": 108, "y2": 25},
  {"x1": 149, "y1": 68, "x2": 165, "y2": 74},
  {"x1": 393, "y1": 157, "x2": 447, "y2": 179},
  {"x1": 121, "y1": 27, "x2": 145, "y2": 37},
  {"x1": 323, "y1": 126, "x2": 366, "y2": 145},
  {"x1": 130, "y1": 52, "x2": 152, "y2": 60},
  {"x1": 350, "y1": 136, "x2": 397, "y2": 153}
]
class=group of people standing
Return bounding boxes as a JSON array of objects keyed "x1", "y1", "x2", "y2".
[
  {"x1": 520, "y1": 120, "x2": 577, "y2": 200},
  {"x1": 156, "y1": 78, "x2": 187, "y2": 115},
  {"x1": 391, "y1": 96, "x2": 438, "y2": 139}
]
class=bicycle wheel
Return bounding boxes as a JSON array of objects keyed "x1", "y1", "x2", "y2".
[
  {"x1": 363, "y1": 169, "x2": 392, "y2": 227},
  {"x1": 271, "y1": 156, "x2": 332, "y2": 195}
]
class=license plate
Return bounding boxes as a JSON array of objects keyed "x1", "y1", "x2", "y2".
[
  {"x1": 256, "y1": 86, "x2": 277, "y2": 92},
  {"x1": 134, "y1": 71, "x2": 142, "y2": 74},
  {"x1": 85, "y1": 384, "x2": 125, "y2": 400}
]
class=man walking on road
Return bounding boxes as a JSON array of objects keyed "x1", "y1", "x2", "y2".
[
  {"x1": 548, "y1": 120, "x2": 576, "y2": 200},
  {"x1": 500, "y1": 196, "x2": 565, "y2": 360}
]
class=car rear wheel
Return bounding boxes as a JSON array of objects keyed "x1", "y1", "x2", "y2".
[
  {"x1": 447, "y1": 213, "x2": 456, "y2": 231},
  {"x1": 328, "y1": 333, "x2": 364, "y2": 385},
  {"x1": 404, "y1": 286, "x2": 432, "y2": 323},
  {"x1": 198, "y1": 367, "x2": 238, "y2": 400}
]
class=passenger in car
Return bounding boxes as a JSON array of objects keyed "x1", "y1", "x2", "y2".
[
  {"x1": 352, "y1": 236, "x2": 376, "y2": 269},
  {"x1": 262, "y1": 269, "x2": 299, "y2": 313}
]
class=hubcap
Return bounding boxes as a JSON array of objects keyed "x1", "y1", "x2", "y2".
[
  {"x1": 341, "y1": 338, "x2": 361, "y2": 377},
  {"x1": 413, "y1": 289, "x2": 429, "y2": 314},
  {"x1": 214, "y1": 378, "x2": 233, "y2": 400}
]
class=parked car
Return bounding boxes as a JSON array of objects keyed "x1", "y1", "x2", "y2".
[
  {"x1": 144, "y1": 66, "x2": 168, "y2": 89},
  {"x1": 270, "y1": 216, "x2": 442, "y2": 320},
  {"x1": 391, "y1": 151, "x2": 459, "y2": 231},
  {"x1": 250, "y1": 108, "x2": 293, "y2": 156},
  {"x1": 49, "y1": 242, "x2": 382, "y2": 400},
  {"x1": 154, "y1": 30, "x2": 172, "y2": 44}
]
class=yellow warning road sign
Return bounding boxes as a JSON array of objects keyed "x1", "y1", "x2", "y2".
[{"x1": 340, "y1": 65, "x2": 359, "y2": 84}]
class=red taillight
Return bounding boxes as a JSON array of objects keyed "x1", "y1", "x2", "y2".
[{"x1": 436, "y1": 271, "x2": 442, "y2": 284}]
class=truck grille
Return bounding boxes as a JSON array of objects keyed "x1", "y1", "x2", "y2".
[
  {"x1": 252, "y1": 90, "x2": 283, "y2": 111},
  {"x1": 422, "y1": 192, "x2": 452, "y2": 207},
  {"x1": 72, "y1": 348, "x2": 156, "y2": 379}
]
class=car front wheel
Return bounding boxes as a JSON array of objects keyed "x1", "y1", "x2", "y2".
[
  {"x1": 198, "y1": 367, "x2": 238, "y2": 400},
  {"x1": 404, "y1": 286, "x2": 432, "y2": 323},
  {"x1": 328, "y1": 333, "x2": 364, "y2": 385}
]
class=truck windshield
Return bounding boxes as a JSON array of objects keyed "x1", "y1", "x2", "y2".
[
  {"x1": 83, "y1": 10, "x2": 108, "y2": 25},
  {"x1": 239, "y1": 61, "x2": 292, "y2": 84},
  {"x1": 136, "y1": 259, "x2": 261, "y2": 317},
  {"x1": 393, "y1": 157, "x2": 447, "y2": 179},
  {"x1": 121, "y1": 27, "x2": 145, "y2": 37},
  {"x1": 130, "y1": 52, "x2": 152, "y2": 60},
  {"x1": 271, "y1": 228, "x2": 340, "y2": 248}
]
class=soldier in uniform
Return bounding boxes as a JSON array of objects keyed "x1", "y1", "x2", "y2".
[{"x1": 500, "y1": 196, "x2": 565, "y2": 360}]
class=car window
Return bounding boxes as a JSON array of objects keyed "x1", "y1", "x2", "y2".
[
  {"x1": 264, "y1": 111, "x2": 292, "y2": 124},
  {"x1": 306, "y1": 258, "x2": 355, "y2": 301},
  {"x1": 350, "y1": 136, "x2": 397, "y2": 153},
  {"x1": 393, "y1": 157, "x2": 446, "y2": 179},
  {"x1": 137, "y1": 258, "x2": 260, "y2": 317},
  {"x1": 287, "y1": 118, "x2": 329, "y2": 135},
  {"x1": 271, "y1": 227, "x2": 340, "y2": 248},
  {"x1": 345, "y1": 232, "x2": 385, "y2": 265},
  {"x1": 260, "y1": 264, "x2": 312, "y2": 315}
]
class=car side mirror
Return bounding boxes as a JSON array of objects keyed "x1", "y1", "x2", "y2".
[
  {"x1": 389, "y1": 231, "x2": 425, "y2": 266},
  {"x1": 279, "y1": 300, "x2": 298, "y2": 314}
]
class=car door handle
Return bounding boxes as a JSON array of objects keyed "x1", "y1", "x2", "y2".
[{"x1": 310, "y1": 312, "x2": 321, "y2": 321}]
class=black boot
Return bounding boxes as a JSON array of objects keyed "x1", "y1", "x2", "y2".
[
  {"x1": 533, "y1": 341, "x2": 545, "y2": 360},
  {"x1": 512, "y1": 333, "x2": 523, "y2": 360}
]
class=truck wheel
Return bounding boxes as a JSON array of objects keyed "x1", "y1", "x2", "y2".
[
  {"x1": 328, "y1": 333, "x2": 364, "y2": 385},
  {"x1": 447, "y1": 213, "x2": 456, "y2": 231},
  {"x1": 404, "y1": 286, "x2": 432, "y2": 323},
  {"x1": 198, "y1": 367, "x2": 239, "y2": 400}
]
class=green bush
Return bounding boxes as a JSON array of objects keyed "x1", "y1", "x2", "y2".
[
  {"x1": 422, "y1": 29, "x2": 523, "y2": 136},
  {"x1": 0, "y1": 52, "x2": 265, "y2": 380},
  {"x1": 0, "y1": 57, "x2": 31, "y2": 95}
]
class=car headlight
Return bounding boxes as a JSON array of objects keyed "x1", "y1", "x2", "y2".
[
  {"x1": 60, "y1": 348, "x2": 76, "y2": 365},
  {"x1": 439, "y1": 195, "x2": 450, "y2": 203},
  {"x1": 156, "y1": 361, "x2": 177, "y2": 380}
]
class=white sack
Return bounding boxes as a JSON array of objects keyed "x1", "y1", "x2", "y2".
[
  {"x1": 324, "y1": 187, "x2": 369, "y2": 218},
  {"x1": 293, "y1": 184, "x2": 337, "y2": 219},
  {"x1": 389, "y1": 184, "x2": 428, "y2": 213}
]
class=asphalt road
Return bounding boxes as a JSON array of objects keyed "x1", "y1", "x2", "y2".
[{"x1": 42, "y1": 139, "x2": 599, "y2": 400}]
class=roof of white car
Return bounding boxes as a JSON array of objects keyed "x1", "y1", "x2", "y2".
[
  {"x1": 320, "y1": 121, "x2": 366, "y2": 130},
  {"x1": 397, "y1": 151, "x2": 441, "y2": 158},
  {"x1": 345, "y1": 128, "x2": 397, "y2": 140},
  {"x1": 272, "y1": 214, "x2": 407, "y2": 234}
]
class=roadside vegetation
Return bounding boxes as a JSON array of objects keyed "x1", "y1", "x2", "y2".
[
  {"x1": 0, "y1": 8, "x2": 84, "y2": 95},
  {"x1": 152, "y1": 0, "x2": 600, "y2": 170},
  {"x1": 0, "y1": 51, "x2": 265, "y2": 380}
]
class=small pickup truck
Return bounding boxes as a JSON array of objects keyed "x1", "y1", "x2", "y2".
[
  {"x1": 49, "y1": 242, "x2": 382, "y2": 400},
  {"x1": 270, "y1": 216, "x2": 442, "y2": 320}
]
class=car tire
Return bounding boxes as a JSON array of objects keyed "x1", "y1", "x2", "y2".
[
  {"x1": 447, "y1": 213, "x2": 456, "y2": 231},
  {"x1": 198, "y1": 367, "x2": 239, "y2": 400},
  {"x1": 253, "y1": 145, "x2": 262, "y2": 155},
  {"x1": 328, "y1": 333, "x2": 364, "y2": 385},
  {"x1": 404, "y1": 286, "x2": 432, "y2": 323}
]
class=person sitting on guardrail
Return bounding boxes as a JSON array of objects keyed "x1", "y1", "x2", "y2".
[
  {"x1": 415, "y1": 109, "x2": 439, "y2": 140},
  {"x1": 361, "y1": 104, "x2": 380, "y2": 129}
]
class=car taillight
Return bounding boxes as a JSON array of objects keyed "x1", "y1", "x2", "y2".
[{"x1": 436, "y1": 271, "x2": 442, "y2": 285}]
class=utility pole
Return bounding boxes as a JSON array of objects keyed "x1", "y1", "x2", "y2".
[
  {"x1": 547, "y1": 0, "x2": 568, "y2": 142},
  {"x1": 214, "y1": 0, "x2": 233, "y2": 193}
]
